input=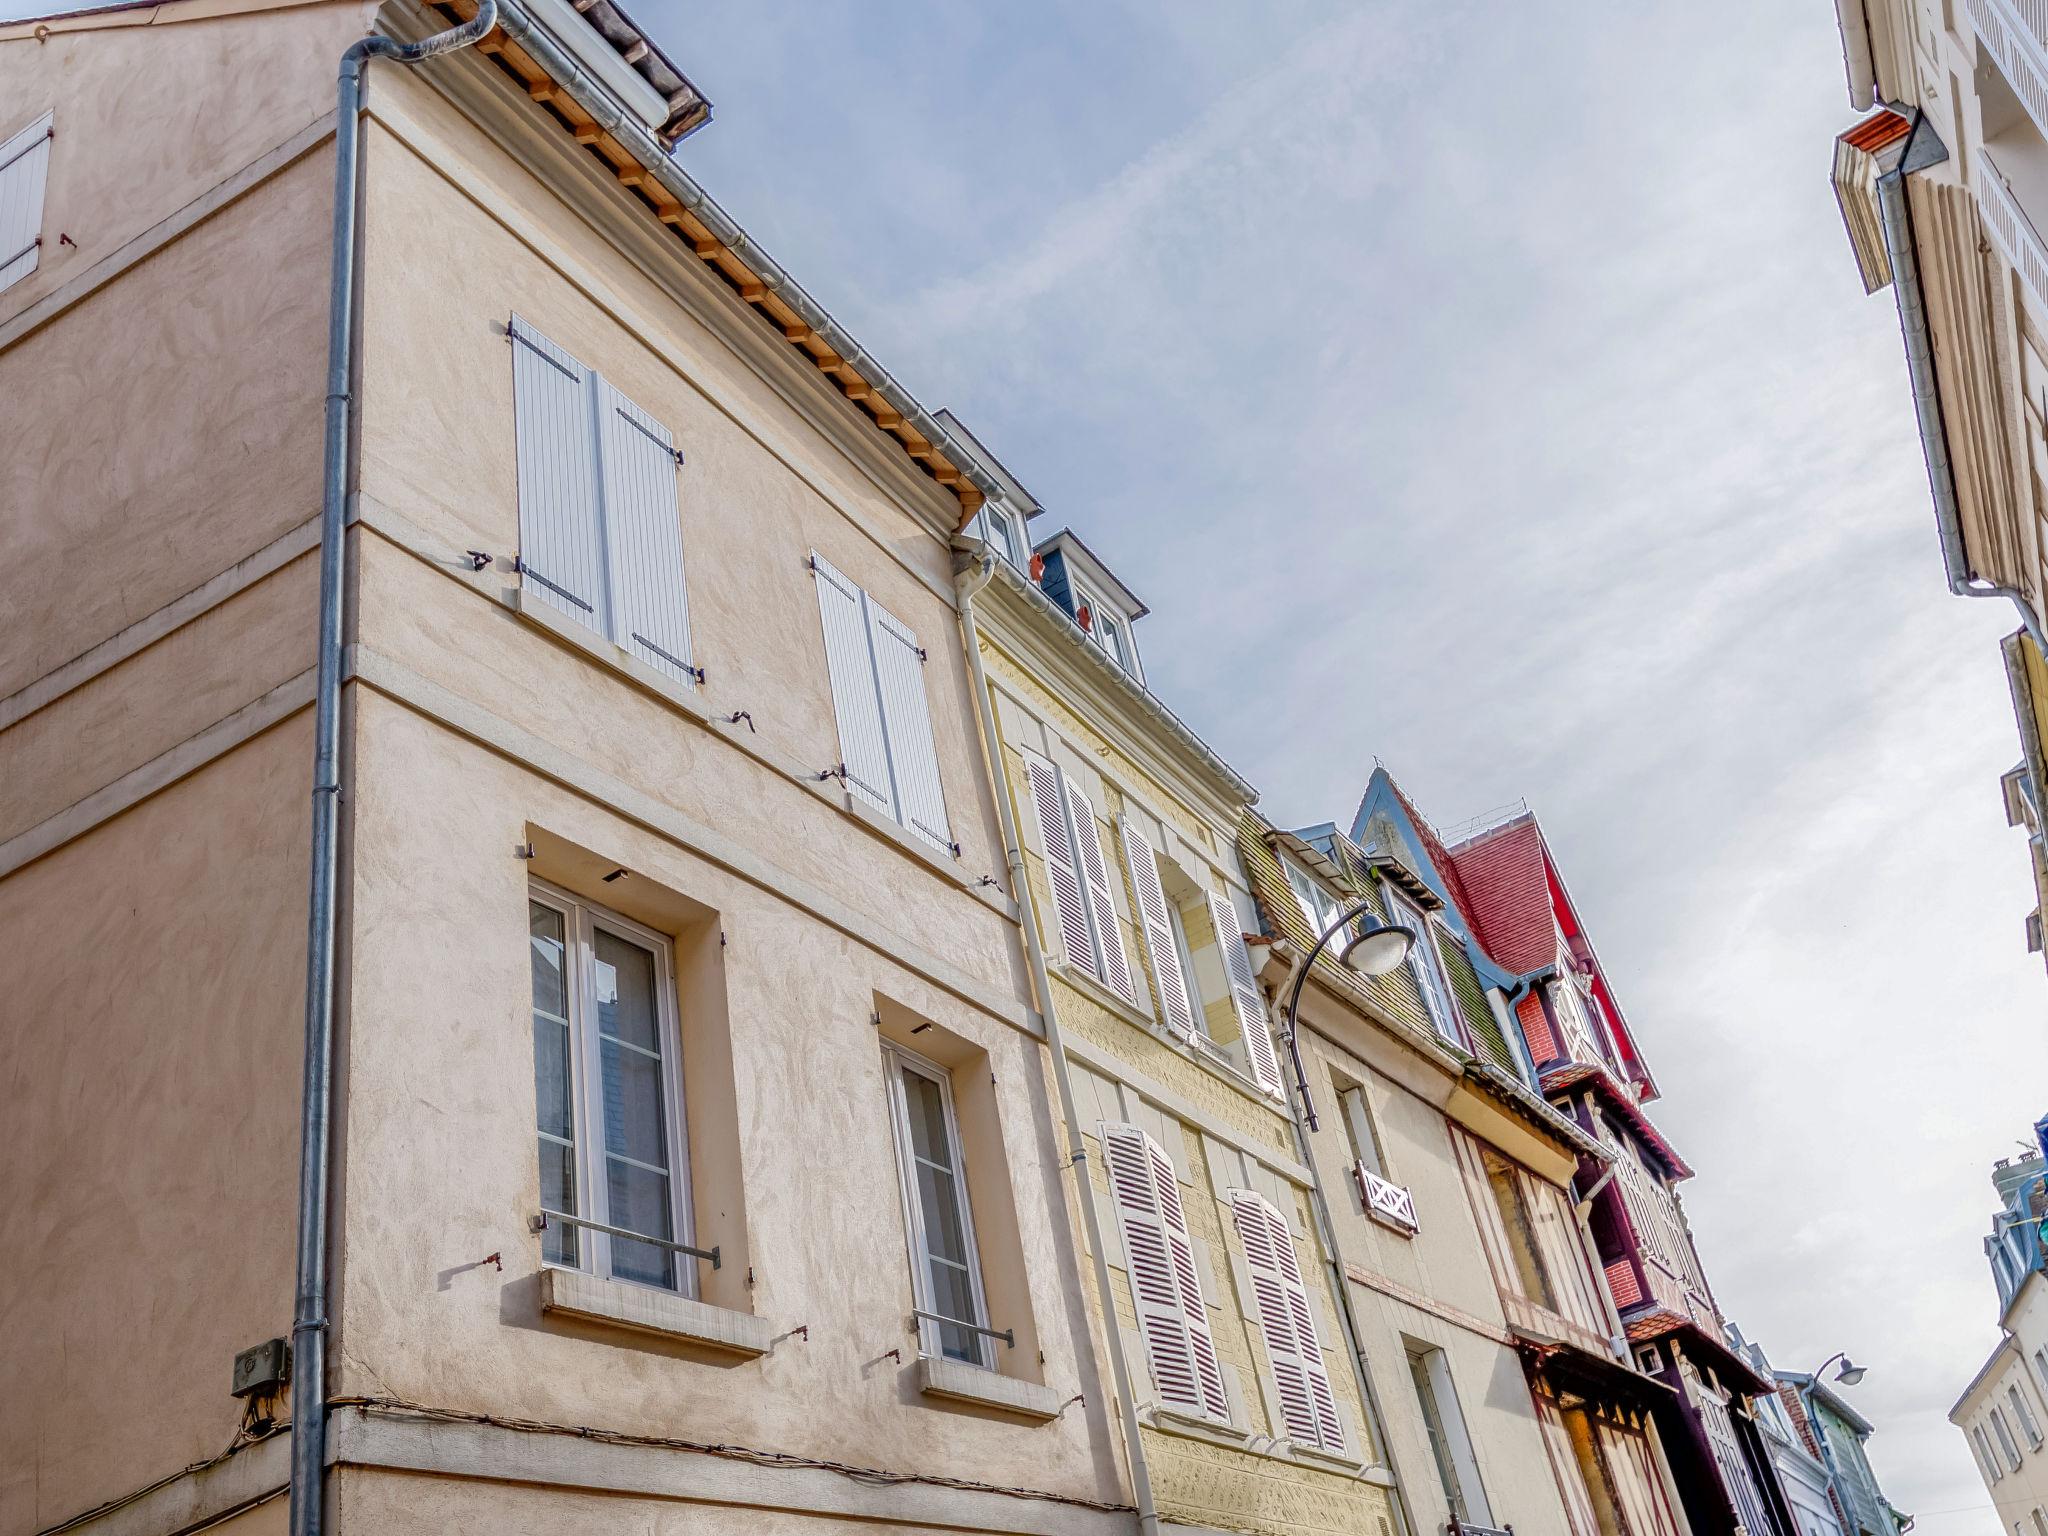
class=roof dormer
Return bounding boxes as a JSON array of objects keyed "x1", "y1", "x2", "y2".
[{"x1": 1033, "y1": 528, "x2": 1148, "y2": 684}]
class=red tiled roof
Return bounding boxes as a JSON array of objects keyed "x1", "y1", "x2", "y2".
[
  {"x1": 1623, "y1": 1310, "x2": 1772, "y2": 1396},
  {"x1": 1445, "y1": 815, "x2": 1553, "y2": 973},
  {"x1": 1541, "y1": 1062, "x2": 1693, "y2": 1180},
  {"x1": 1839, "y1": 108, "x2": 1912, "y2": 155}
]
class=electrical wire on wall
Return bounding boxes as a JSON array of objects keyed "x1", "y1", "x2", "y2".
[{"x1": 34, "y1": 1394, "x2": 289, "y2": 1536}]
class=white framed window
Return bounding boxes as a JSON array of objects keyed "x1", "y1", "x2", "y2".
[
  {"x1": 1021, "y1": 750, "x2": 1137, "y2": 1006},
  {"x1": 1977, "y1": 1424, "x2": 2005, "y2": 1482},
  {"x1": 1074, "y1": 582, "x2": 1138, "y2": 678},
  {"x1": 2012, "y1": 1381, "x2": 2044, "y2": 1449},
  {"x1": 1283, "y1": 857, "x2": 1348, "y2": 947},
  {"x1": 2034, "y1": 1346, "x2": 2048, "y2": 1405},
  {"x1": 1100, "y1": 1121, "x2": 1232, "y2": 1423},
  {"x1": 0, "y1": 111, "x2": 53, "y2": 294},
  {"x1": 810, "y1": 550, "x2": 954, "y2": 855},
  {"x1": 1997, "y1": 1406, "x2": 2027, "y2": 1471},
  {"x1": 882, "y1": 1042, "x2": 994, "y2": 1369},
  {"x1": 1385, "y1": 886, "x2": 1464, "y2": 1047},
  {"x1": 1407, "y1": 1344, "x2": 1492, "y2": 1523},
  {"x1": 1337, "y1": 1080, "x2": 1386, "y2": 1179},
  {"x1": 980, "y1": 504, "x2": 1025, "y2": 568},
  {"x1": 1167, "y1": 901, "x2": 1208, "y2": 1038},
  {"x1": 509, "y1": 315, "x2": 697, "y2": 688},
  {"x1": 528, "y1": 883, "x2": 695, "y2": 1294},
  {"x1": 1119, "y1": 814, "x2": 1200, "y2": 1040}
]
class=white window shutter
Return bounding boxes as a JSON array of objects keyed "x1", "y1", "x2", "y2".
[
  {"x1": 1121, "y1": 816, "x2": 1196, "y2": 1038},
  {"x1": 1101, "y1": 1123, "x2": 1229, "y2": 1422},
  {"x1": 1067, "y1": 781, "x2": 1137, "y2": 1005},
  {"x1": 809, "y1": 551, "x2": 895, "y2": 817},
  {"x1": 866, "y1": 600, "x2": 953, "y2": 855},
  {"x1": 1230, "y1": 1189, "x2": 1343, "y2": 1451},
  {"x1": 1025, "y1": 753, "x2": 1095, "y2": 977},
  {"x1": 510, "y1": 315, "x2": 608, "y2": 632},
  {"x1": 595, "y1": 379, "x2": 695, "y2": 686},
  {"x1": 0, "y1": 112, "x2": 53, "y2": 293},
  {"x1": 1208, "y1": 891, "x2": 1284, "y2": 1096}
]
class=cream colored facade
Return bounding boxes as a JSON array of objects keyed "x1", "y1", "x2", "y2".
[
  {"x1": 966, "y1": 546, "x2": 1404, "y2": 1536},
  {"x1": 1954, "y1": 1280, "x2": 2048, "y2": 1532},
  {"x1": 0, "y1": 1, "x2": 1132, "y2": 1531}
]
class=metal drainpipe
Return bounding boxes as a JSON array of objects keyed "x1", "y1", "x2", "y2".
[
  {"x1": 290, "y1": 8, "x2": 497, "y2": 1535},
  {"x1": 1267, "y1": 951, "x2": 1418, "y2": 1536},
  {"x1": 952, "y1": 550, "x2": 1162, "y2": 1536},
  {"x1": 1874, "y1": 112, "x2": 2048, "y2": 655}
]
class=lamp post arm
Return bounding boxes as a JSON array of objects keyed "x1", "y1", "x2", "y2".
[{"x1": 1279, "y1": 898, "x2": 1386, "y2": 1133}]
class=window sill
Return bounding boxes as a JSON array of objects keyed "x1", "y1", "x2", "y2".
[
  {"x1": 539, "y1": 1267, "x2": 772, "y2": 1356},
  {"x1": 1052, "y1": 962, "x2": 1284, "y2": 1111},
  {"x1": 1141, "y1": 1406, "x2": 1387, "y2": 1482},
  {"x1": 915, "y1": 1355, "x2": 1066, "y2": 1421},
  {"x1": 1143, "y1": 1405, "x2": 1247, "y2": 1448}
]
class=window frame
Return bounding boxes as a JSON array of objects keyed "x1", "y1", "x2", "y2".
[
  {"x1": 982, "y1": 504, "x2": 1025, "y2": 568},
  {"x1": 1165, "y1": 898, "x2": 1209, "y2": 1039},
  {"x1": 1283, "y1": 856, "x2": 1347, "y2": 946},
  {"x1": 1385, "y1": 885, "x2": 1465, "y2": 1048},
  {"x1": 528, "y1": 880, "x2": 697, "y2": 1297},
  {"x1": 2012, "y1": 1379, "x2": 2044, "y2": 1449},
  {"x1": 881, "y1": 1040, "x2": 995, "y2": 1370},
  {"x1": 0, "y1": 110, "x2": 53, "y2": 294},
  {"x1": 1337, "y1": 1078, "x2": 1387, "y2": 1180},
  {"x1": 1996, "y1": 1405, "x2": 2027, "y2": 1471},
  {"x1": 1406, "y1": 1343, "x2": 1493, "y2": 1523}
]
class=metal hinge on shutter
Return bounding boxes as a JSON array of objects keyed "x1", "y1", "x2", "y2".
[
  {"x1": 614, "y1": 404, "x2": 686, "y2": 466},
  {"x1": 631, "y1": 630, "x2": 705, "y2": 683},
  {"x1": 505, "y1": 319, "x2": 578, "y2": 380},
  {"x1": 512, "y1": 556, "x2": 594, "y2": 612}
]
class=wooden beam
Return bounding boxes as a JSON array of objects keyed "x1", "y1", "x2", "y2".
[
  {"x1": 572, "y1": 125, "x2": 600, "y2": 145},
  {"x1": 814, "y1": 352, "x2": 843, "y2": 370},
  {"x1": 657, "y1": 207, "x2": 687, "y2": 225},
  {"x1": 528, "y1": 81, "x2": 554, "y2": 103},
  {"x1": 618, "y1": 167, "x2": 647, "y2": 189},
  {"x1": 842, "y1": 381, "x2": 871, "y2": 401},
  {"x1": 872, "y1": 409, "x2": 903, "y2": 430},
  {"x1": 622, "y1": 39, "x2": 649, "y2": 63},
  {"x1": 738, "y1": 281, "x2": 766, "y2": 302},
  {"x1": 933, "y1": 468, "x2": 961, "y2": 487},
  {"x1": 478, "y1": 29, "x2": 505, "y2": 53},
  {"x1": 694, "y1": 239, "x2": 721, "y2": 258},
  {"x1": 783, "y1": 322, "x2": 813, "y2": 342}
]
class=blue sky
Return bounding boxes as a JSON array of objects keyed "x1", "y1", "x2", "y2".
[{"x1": 660, "y1": 1, "x2": 2044, "y2": 1528}]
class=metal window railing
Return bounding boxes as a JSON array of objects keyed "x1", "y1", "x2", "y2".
[
  {"x1": 912, "y1": 1309, "x2": 1015, "y2": 1349},
  {"x1": 530, "y1": 1209, "x2": 720, "y2": 1269}
]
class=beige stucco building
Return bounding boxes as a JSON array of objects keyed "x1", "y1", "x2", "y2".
[
  {"x1": 0, "y1": 0, "x2": 1136, "y2": 1530},
  {"x1": 1955, "y1": 1146, "x2": 2048, "y2": 1534}
]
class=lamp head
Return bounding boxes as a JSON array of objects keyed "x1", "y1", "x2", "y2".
[
  {"x1": 1834, "y1": 1359, "x2": 1866, "y2": 1387},
  {"x1": 1339, "y1": 920, "x2": 1416, "y2": 977}
]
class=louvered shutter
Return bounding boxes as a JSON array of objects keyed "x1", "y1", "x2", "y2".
[
  {"x1": 595, "y1": 379, "x2": 695, "y2": 686},
  {"x1": 866, "y1": 601, "x2": 953, "y2": 855},
  {"x1": 1025, "y1": 754, "x2": 1095, "y2": 976},
  {"x1": 510, "y1": 315, "x2": 607, "y2": 631},
  {"x1": 0, "y1": 112, "x2": 52, "y2": 292},
  {"x1": 1235, "y1": 1190, "x2": 1344, "y2": 1450},
  {"x1": 809, "y1": 551, "x2": 895, "y2": 816},
  {"x1": 1121, "y1": 817, "x2": 1196, "y2": 1038},
  {"x1": 1068, "y1": 783, "x2": 1136, "y2": 1004},
  {"x1": 1101, "y1": 1123, "x2": 1229, "y2": 1422},
  {"x1": 1208, "y1": 891, "x2": 1284, "y2": 1096}
]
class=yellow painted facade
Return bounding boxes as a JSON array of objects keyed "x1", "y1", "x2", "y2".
[{"x1": 969, "y1": 562, "x2": 1400, "y2": 1536}]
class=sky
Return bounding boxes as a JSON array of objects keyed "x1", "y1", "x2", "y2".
[{"x1": 654, "y1": 1, "x2": 2048, "y2": 1528}]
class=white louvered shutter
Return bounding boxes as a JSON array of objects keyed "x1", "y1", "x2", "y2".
[
  {"x1": 0, "y1": 112, "x2": 52, "y2": 293},
  {"x1": 1229, "y1": 1189, "x2": 1343, "y2": 1451},
  {"x1": 1121, "y1": 817, "x2": 1196, "y2": 1038},
  {"x1": 510, "y1": 315, "x2": 608, "y2": 632},
  {"x1": 1067, "y1": 782, "x2": 1137, "y2": 1005},
  {"x1": 1208, "y1": 891, "x2": 1285, "y2": 1096},
  {"x1": 809, "y1": 551, "x2": 895, "y2": 816},
  {"x1": 596, "y1": 379, "x2": 694, "y2": 686},
  {"x1": 866, "y1": 600, "x2": 953, "y2": 855},
  {"x1": 1026, "y1": 753, "x2": 1095, "y2": 978},
  {"x1": 1101, "y1": 1123, "x2": 1230, "y2": 1422}
]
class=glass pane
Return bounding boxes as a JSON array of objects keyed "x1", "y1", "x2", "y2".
[
  {"x1": 529, "y1": 902, "x2": 567, "y2": 1019},
  {"x1": 917, "y1": 1162, "x2": 969, "y2": 1267},
  {"x1": 538, "y1": 1138, "x2": 577, "y2": 1264},
  {"x1": 929, "y1": 1258, "x2": 980, "y2": 1362},
  {"x1": 602, "y1": 1037, "x2": 670, "y2": 1168},
  {"x1": 594, "y1": 928, "x2": 659, "y2": 1051},
  {"x1": 606, "y1": 1158, "x2": 676, "y2": 1288},
  {"x1": 535, "y1": 1018, "x2": 574, "y2": 1142},
  {"x1": 900, "y1": 1068, "x2": 952, "y2": 1170}
]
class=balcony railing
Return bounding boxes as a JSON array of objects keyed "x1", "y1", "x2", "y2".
[
  {"x1": 1978, "y1": 145, "x2": 2048, "y2": 324},
  {"x1": 1971, "y1": 0, "x2": 2048, "y2": 142},
  {"x1": 1355, "y1": 1161, "x2": 1419, "y2": 1235}
]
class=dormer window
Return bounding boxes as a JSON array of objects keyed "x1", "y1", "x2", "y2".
[
  {"x1": 1075, "y1": 583, "x2": 1140, "y2": 680},
  {"x1": 980, "y1": 504, "x2": 1025, "y2": 569},
  {"x1": 1283, "y1": 857, "x2": 1346, "y2": 944}
]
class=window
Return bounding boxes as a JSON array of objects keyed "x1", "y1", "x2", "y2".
[
  {"x1": 1337, "y1": 1080, "x2": 1386, "y2": 1179},
  {"x1": 2011, "y1": 1381, "x2": 2044, "y2": 1448},
  {"x1": 1385, "y1": 886, "x2": 1464, "y2": 1047},
  {"x1": 1483, "y1": 1147, "x2": 1557, "y2": 1310},
  {"x1": 1996, "y1": 1406, "x2": 2027, "y2": 1472},
  {"x1": 1978, "y1": 1424, "x2": 2006, "y2": 1481},
  {"x1": 1120, "y1": 813, "x2": 1199, "y2": 1040},
  {"x1": 0, "y1": 111, "x2": 52, "y2": 294},
  {"x1": 1228, "y1": 1188, "x2": 1346, "y2": 1451},
  {"x1": 1283, "y1": 857, "x2": 1349, "y2": 946},
  {"x1": 1074, "y1": 582, "x2": 1139, "y2": 678},
  {"x1": 980, "y1": 504, "x2": 1025, "y2": 567},
  {"x1": 1022, "y1": 750, "x2": 1136, "y2": 1006},
  {"x1": 2035, "y1": 1345, "x2": 2048, "y2": 1404},
  {"x1": 1100, "y1": 1121, "x2": 1232, "y2": 1423},
  {"x1": 1167, "y1": 901, "x2": 1207, "y2": 1038},
  {"x1": 529, "y1": 885, "x2": 694, "y2": 1293},
  {"x1": 509, "y1": 316, "x2": 696, "y2": 687},
  {"x1": 1202, "y1": 885, "x2": 1288, "y2": 1096},
  {"x1": 810, "y1": 550, "x2": 954, "y2": 855},
  {"x1": 882, "y1": 1043, "x2": 993, "y2": 1369},
  {"x1": 1407, "y1": 1344, "x2": 1492, "y2": 1523}
]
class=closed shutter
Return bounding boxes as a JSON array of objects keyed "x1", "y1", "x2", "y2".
[
  {"x1": 1101, "y1": 1122, "x2": 1229, "y2": 1421},
  {"x1": 1208, "y1": 891, "x2": 1284, "y2": 1096},
  {"x1": 809, "y1": 551, "x2": 895, "y2": 816},
  {"x1": 1120, "y1": 816, "x2": 1196, "y2": 1038},
  {"x1": 510, "y1": 315, "x2": 608, "y2": 630},
  {"x1": 1068, "y1": 782, "x2": 1136, "y2": 1005},
  {"x1": 0, "y1": 112, "x2": 52, "y2": 292},
  {"x1": 1230, "y1": 1189, "x2": 1343, "y2": 1451},
  {"x1": 1025, "y1": 753, "x2": 1095, "y2": 976},
  {"x1": 867, "y1": 601, "x2": 953, "y2": 854},
  {"x1": 596, "y1": 379, "x2": 695, "y2": 686}
]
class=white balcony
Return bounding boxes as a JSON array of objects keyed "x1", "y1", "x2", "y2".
[
  {"x1": 1355, "y1": 1162, "x2": 1419, "y2": 1235},
  {"x1": 1979, "y1": 145, "x2": 2048, "y2": 323}
]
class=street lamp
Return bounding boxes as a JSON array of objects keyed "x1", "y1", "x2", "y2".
[
  {"x1": 1800, "y1": 1351, "x2": 1867, "y2": 1525},
  {"x1": 1813, "y1": 1350, "x2": 1867, "y2": 1388},
  {"x1": 1279, "y1": 900, "x2": 1416, "y2": 1130}
]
